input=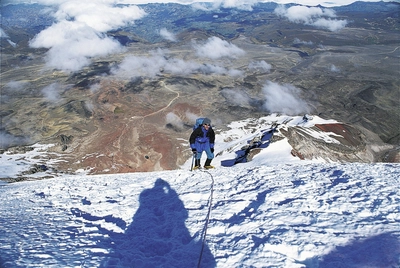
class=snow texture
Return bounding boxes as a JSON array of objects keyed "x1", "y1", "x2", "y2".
[{"x1": 0, "y1": 114, "x2": 399, "y2": 267}]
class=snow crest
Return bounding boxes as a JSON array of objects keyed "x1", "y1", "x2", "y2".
[{"x1": 0, "y1": 163, "x2": 399, "y2": 267}]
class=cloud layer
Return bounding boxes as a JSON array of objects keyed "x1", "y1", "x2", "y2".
[
  {"x1": 192, "y1": 0, "x2": 260, "y2": 11},
  {"x1": 159, "y1": 28, "x2": 177, "y2": 42},
  {"x1": 221, "y1": 88, "x2": 252, "y2": 107},
  {"x1": 17, "y1": 0, "x2": 370, "y2": 72},
  {"x1": 29, "y1": 1, "x2": 146, "y2": 72},
  {"x1": 248, "y1": 60, "x2": 272, "y2": 72},
  {"x1": 165, "y1": 112, "x2": 185, "y2": 131},
  {"x1": 41, "y1": 83, "x2": 65, "y2": 102},
  {"x1": 114, "y1": 35, "x2": 242, "y2": 89},
  {"x1": 194, "y1": 37, "x2": 246, "y2": 59},
  {"x1": 0, "y1": 131, "x2": 31, "y2": 150},
  {"x1": 262, "y1": 81, "x2": 310, "y2": 115},
  {"x1": 220, "y1": 80, "x2": 309, "y2": 115},
  {"x1": 275, "y1": 5, "x2": 347, "y2": 31},
  {"x1": 112, "y1": 47, "x2": 244, "y2": 79}
]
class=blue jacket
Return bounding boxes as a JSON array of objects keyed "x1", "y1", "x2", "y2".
[{"x1": 189, "y1": 126, "x2": 215, "y2": 151}]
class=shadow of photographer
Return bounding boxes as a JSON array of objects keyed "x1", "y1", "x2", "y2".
[{"x1": 100, "y1": 178, "x2": 215, "y2": 268}]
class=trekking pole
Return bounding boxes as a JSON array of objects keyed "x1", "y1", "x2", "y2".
[{"x1": 190, "y1": 153, "x2": 195, "y2": 171}]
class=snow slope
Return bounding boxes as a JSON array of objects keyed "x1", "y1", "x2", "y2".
[{"x1": 0, "y1": 115, "x2": 399, "y2": 267}]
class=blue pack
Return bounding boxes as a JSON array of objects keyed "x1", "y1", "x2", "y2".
[{"x1": 193, "y1": 118, "x2": 205, "y2": 130}]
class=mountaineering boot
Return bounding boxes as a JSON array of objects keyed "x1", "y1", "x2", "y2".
[
  {"x1": 204, "y1": 158, "x2": 214, "y2": 169},
  {"x1": 193, "y1": 159, "x2": 201, "y2": 170}
]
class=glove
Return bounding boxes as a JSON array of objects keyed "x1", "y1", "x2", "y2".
[
  {"x1": 210, "y1": 148, "x2": 214, "y2": 153},
  {"x1": 192, "y1": 149, "x2": 197, "y2": 154}
]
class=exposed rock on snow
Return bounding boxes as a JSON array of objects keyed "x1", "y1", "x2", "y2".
[{"x1": 281, "y1": 123, "x2": 372, "y2": 163}]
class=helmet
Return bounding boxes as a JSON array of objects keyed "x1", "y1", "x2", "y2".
[{"x1": 202, "y1": 118, "x2": 211, "y2": 125}]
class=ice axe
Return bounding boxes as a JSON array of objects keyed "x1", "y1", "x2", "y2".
[{"x1": 190, "y1": 153, "x2": 195, "y2": 171}]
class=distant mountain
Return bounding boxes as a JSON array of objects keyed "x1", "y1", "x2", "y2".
[
  {"x1": 1, "y1": 1, "x2": 399, "y2": 44},
  {"x1": 334, "y1": 0, "x2": 400, "y2": 12},
  {"x1": 1, "y1": 3, "x2": 54, "y2": 33}
]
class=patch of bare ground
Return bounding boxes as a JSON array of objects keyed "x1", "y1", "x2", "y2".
[
  {"x1": 282, "y1": 123, "x2": 374, "y2": 163},
  {"x1": 51, "y1": 79, "x2": 207, "y2": 174}
]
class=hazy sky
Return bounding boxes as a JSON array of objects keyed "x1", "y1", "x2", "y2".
[
  {"x1": 1, "y1": 0, "x2": 391, "y2": 8},
  {"x1": 130, "y1": 0, "x2": 390, "y2": 7}
]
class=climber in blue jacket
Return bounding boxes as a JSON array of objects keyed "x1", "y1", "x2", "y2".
[{"x1": 189, "y1": 118, "x2": 215, "y2": 169}]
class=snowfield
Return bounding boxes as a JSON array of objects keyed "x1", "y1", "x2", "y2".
[
  {"x1": 0, "y1": 115, "x2": 399, "y2": 267},
  {"x1": 0, "y1": 163, "x2": 399, "y2": 267}
]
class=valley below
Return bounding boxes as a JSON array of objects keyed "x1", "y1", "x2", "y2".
[{"x1": 1, "y1": 1, "x2": 399, "y2": 177}]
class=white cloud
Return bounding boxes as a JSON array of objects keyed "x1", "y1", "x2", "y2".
[
  {"x1": 313, "y1": 18, "x2": 348, "y2": 32},
  {"x1": 193, "y1": 36, "x2": 245, "y2": 59},
  {"x1": 165, "y1": 112, "x2": 184, "y2": 130},
  {"x1": 221, "y1": 88, "x2": 251, "y2": 107},
  {"x1": 248, "y1": 60, "x2": 272, "y2": 72},
  {"x1": 191, "y1": 3, "x2": 214, "y2": 11},
  {"x1": 262, "y1": 80, "x2": 310, "y2": 115},
  {"x1": 275, "y1": 5, "x2": 334, "y2": 24},
  {"x1": 185, "y1": 111, "x2": 200, "y2": 124},
  {"x1": 41, "y1": 82, "x2": 64, "y2": 102},
  {"x1": 0, "y1": 131, "x2": 31, "y2": 149},
  {"x1": 83, "y1": 100, "x2": 95, "y2": 113},
  {"x1": 30, "y1": 21, "x2": 123, "y2": 71},
  {"x1": 4, "y1": 81, "x2": 29, "y2": 91},
  {"x1": 54, "y1": 1, "x2": 145, "y2": 32},
  {"x1": 217, "y1": 0, "x2": 260, "y2": 10},
  {"x1": 111, "y1": 49, "x2": 243, "y2": 78},
  {"x1": 159, "y1": 28, "x2": 177, "y2": 42},
  {"x1": 274, "y1": 5, "x2": 347, "y2": 31},
  {"x1": 111, "y1": 49, "x2": 168, "y2": 78},
  {"x1": 28, "y1": 0, "x2": 146, "y2": 72}
]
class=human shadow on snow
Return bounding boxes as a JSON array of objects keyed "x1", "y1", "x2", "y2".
[
  {"x1": 302, "y1": 232, "x2": 400, "y2": 268},
  {"x1": 98, "y1": 178, "x2": 216, "y2": 268}
]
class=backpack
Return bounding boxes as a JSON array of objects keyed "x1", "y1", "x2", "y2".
[{"x1": 193, "y1": 118, "x2": 205, "y2": 130}]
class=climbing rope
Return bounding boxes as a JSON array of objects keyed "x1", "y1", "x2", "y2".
[{"x1": 197, "y1": 170, "x2": 215, "y2": 268}]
